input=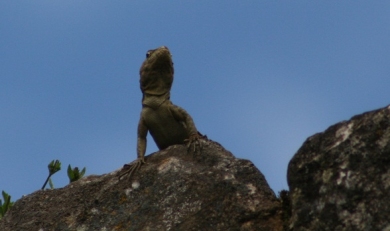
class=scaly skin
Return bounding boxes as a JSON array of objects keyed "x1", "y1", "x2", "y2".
[
  {"x1": 137, "y1": 99, "x2": 201, "y2": 158},
  {"x1": 120, "y1": 46, "x2": 203, "y2": 179},
  {"x1": 139, "y1": 46, "x2": 173, "y2": 97}
]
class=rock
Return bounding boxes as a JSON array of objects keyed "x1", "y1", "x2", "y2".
[
  {"x1": 0, "y1": 140, "x2": 283, "y2": 231},
  {"x1": 288, "y1": 105, "x2": 390, "y2": 231}
]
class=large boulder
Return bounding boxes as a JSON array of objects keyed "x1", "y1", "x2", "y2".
[
  {"x1": 0, "y1": 140, "x2": 283, "y2": 231},
  {"x1": 288, "y1": 105, "x2": 390, "y2": 230}
]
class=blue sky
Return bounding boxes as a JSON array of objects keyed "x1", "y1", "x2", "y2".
[{"x1": 1, "y1": 1, "x2": 389, "y2": 201}]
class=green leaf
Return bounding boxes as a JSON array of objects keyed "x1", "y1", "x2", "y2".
[
  {"x1": 80, "y1": 167, "x2": 86, "y2": 177},
  {"x1": 67, "y1": 164, "x2": 74, "y2": 182},
  {"x1": 2, "y1": 191, "x2": 7, "y2": 201},
  {"x1": 67, "y1": 165, "x2": 87, "y2": 183},
  {"x1": 48, "y1": 160, "x2": 61, "y2": 175},
  {"x1": 0, "y1": 190, "x2": 13, "y2": 218},
  {"x1": 49, "y1": 178, "x2": 54, "y2": 189}
]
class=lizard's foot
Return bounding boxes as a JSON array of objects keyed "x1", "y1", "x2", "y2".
[
  {"x1": 118, "y1": 158, "x2": 145, "y2": 180},
  {"x1": 184, "y1": 133, "x2": 205, "y2": 153}
]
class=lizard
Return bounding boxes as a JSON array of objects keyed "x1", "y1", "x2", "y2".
[{"x1": 120, "y1": 46, "x2": 203, "y2": 179}]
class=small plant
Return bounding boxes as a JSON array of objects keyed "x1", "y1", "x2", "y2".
[
  {"x1": 41, "y1": 160, "x2": 61, "y2": 190},
  {"x1": 0, "y1": 190, "x2": 14, "y2": 219},
  {"x1": 67, "y1": 164, "x2": 86, "y2": 183}
]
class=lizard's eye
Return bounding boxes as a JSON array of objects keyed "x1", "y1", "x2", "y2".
[{"x1": 146, "y1": 51, "x2": 151, "y2": 58}]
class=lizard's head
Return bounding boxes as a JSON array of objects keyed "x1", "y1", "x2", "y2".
[
  {"x1": 141, "y1": 46, "x2": 174, "y2": 76},
  {"x1": 139, "y1": 46, "x2": 174, "y2": 96}
]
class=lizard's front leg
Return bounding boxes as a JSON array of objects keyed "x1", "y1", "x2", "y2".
[
  {"x1": 119, "y1": 116, "x2": 148, "y2": 180},
  {"x1": 169, "y1": 102, "x2": 204, "y2": 152},
  {"x1": 119, "y1": 157, "x2": 145, "y2": 180},
  {"x1": 185, "y1": 132, "x2": 206, "y2": 152}
]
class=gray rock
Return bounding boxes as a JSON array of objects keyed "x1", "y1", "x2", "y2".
[
  {"x1": 0, "y1": 140, "x2": 283, "y2": 231},
  {"x1": 288, "y1": 105, "x2": 390, "y2": 231}
]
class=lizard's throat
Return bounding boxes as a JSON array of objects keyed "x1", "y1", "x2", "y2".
[{"x1": 142, "y1": 92, "x2": 170, "y2": 109}]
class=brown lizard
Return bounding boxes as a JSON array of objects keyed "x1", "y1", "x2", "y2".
[{"x1": 120, "y1": 46, "x2": 203, "y2": 179}]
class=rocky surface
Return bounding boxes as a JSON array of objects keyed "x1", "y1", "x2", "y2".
[
  {"x1": 288, "y1": 105, "x2": 390, "y2": 231},
  {"x1": 0, "y1": 140, "x2": 283, "y2": 231}
]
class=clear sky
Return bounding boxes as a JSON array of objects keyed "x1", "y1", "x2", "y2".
[{"x1": 1, "y1": 1, "x2": 390, "y2": 201}]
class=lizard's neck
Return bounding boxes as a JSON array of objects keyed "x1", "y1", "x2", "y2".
[{"x1": 142, "y1": 92, "x2": 170, "y2": 109}]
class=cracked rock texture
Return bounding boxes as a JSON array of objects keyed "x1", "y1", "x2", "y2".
[
  {"x1": 0, "y1": 140, "x2": 282, "y2": 231},
  {"x1": 288, "y1": 105, "x2": 390, "y2": 231}
]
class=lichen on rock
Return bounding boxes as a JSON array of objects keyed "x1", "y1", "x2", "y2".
[{"x1": 288, "y1": 105, "x2": 390, "y2": 231}]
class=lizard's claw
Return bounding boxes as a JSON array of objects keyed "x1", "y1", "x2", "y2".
[
  {"x1": 184, "y1": 133, "x2": 203, "y2": 153},
  {"x1": 118, "y1": 157, "x2": 145, "y2": 180}
]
